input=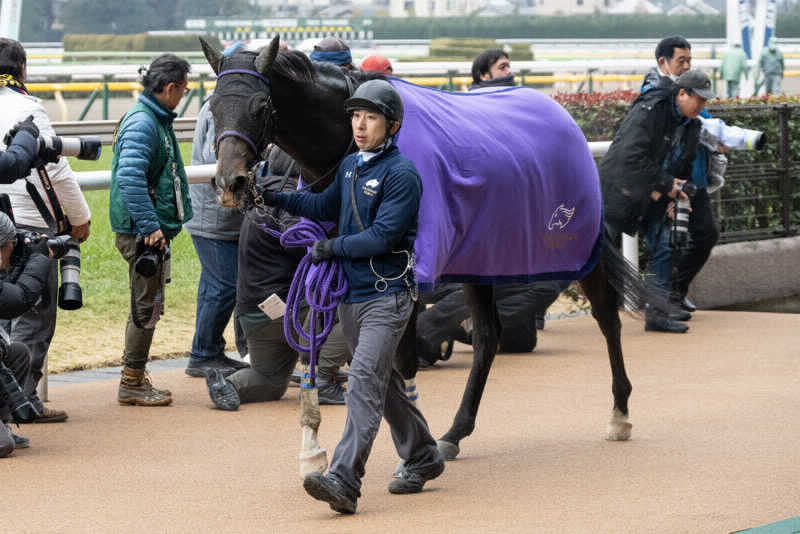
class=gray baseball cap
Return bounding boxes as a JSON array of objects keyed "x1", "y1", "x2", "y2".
[
  {"x1": 676, "y1": 70, "x2": 715, "y2": 100},
  {"x1": 0, "y1": 212, "x2": 15, "y2": 246}
]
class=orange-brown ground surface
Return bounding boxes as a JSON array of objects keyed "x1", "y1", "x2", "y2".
[{"x1": 6, "y1": 311, "x2": 799, "y2": 533}]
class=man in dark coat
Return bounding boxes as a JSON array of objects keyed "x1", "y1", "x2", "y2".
[{"x1": 599, "y1": 70, "x2": 713, "y2": 332}]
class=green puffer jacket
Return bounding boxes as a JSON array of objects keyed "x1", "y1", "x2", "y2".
[{"x1": 110, "y1": 92, "x2": 192, "y2": 239}]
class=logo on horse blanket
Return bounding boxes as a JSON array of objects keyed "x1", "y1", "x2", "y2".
[{"x1": 547, "y1": 204, "x2": 576, "y2": 231}]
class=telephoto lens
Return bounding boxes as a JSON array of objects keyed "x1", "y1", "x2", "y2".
[
  {"x1": 39, "y1": 136, "x2": 102, "y2": 161},
  {"x1": 673, "y1": 198, "x2": 692, "y2": 247},
  {"x1": 57, "y1": 237, "x2": 82, "y2": 310}
]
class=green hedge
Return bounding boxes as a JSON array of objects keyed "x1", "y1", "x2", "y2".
[
  {"x1": 428, "y1": 38, "x2": 532, "y2": 61},
  {"x1": 63, "y1": 33, "x2": 221, "y2": 52}
]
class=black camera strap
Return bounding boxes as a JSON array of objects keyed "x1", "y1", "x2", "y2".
[{"x1": 24, "y1": 164, "x2": 71, "y2": 236}]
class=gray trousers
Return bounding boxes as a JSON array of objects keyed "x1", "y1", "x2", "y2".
[
  {"x1": 116, "y1": 233, "x2": 165, "y2": 369},
  {"x1": 329, "y1": 291, "x2": 440, "y2": 499},
  {"x1": 726, "y1": 80, "x2": 740, "y2": 98},
  {"x1": 2, "y1": 225, "x2": 58, "y2": 398},
  {"x1": 764, "y1": 74, "x2": 781, "y2": 94},
  {"x1": 227, "y1": 318, "x2": 297, "y2": 403}
]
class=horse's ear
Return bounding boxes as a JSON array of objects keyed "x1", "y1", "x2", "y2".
[
  {"x1": 255, "y1": 36, "x2": 280, "y2": 75},
  {"x1": 200, "y1": 37, "x2": 222, "y2": 75}
]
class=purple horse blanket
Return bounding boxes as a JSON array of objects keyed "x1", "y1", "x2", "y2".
[{"x1": 389, "y1": 78, "x2": 603, "y2": 290}]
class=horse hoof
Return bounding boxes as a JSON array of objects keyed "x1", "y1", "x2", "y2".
[
  {"x1": 606, "y1": 409, "x2": 632, "y2": 441},
  {"x1": 299, "y1": 448, "x2": 328, "y2": 479},
  {"x1": 437, "y1": 440, "x2": 460, "y2": 460}
]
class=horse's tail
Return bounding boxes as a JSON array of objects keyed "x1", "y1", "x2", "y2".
[{"x1": 599, "y1": 228, "x2": 673, "y2": 315}]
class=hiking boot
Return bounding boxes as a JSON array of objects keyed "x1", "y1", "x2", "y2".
[
  {"x1": 185, "y1": 355, "x2": 247, "y2": 378},
  {"x1": 388, "y1": 457, "x2": 445, "y2": 494},
  {"x1": 33, "y1": 406, "x2": 68, "y2": 423},
  {"x1": 11, "y1": 431, "x2": 29, "y2": 449},
  {"x1": 118, "y1": 367, "x2": 172, "y2": 406},
  {"x1": 141, "y1": 371, "x2": 171, "y2": 398},
  {"x1": 303, "y1": 472, "x2": 357, "y2": 514},
  {"x1": 205, "y1": 368, "x2": 240, "y2": 411},
  {"x1": 317, "y1": 377, "x2": 346, "y2": 405}
]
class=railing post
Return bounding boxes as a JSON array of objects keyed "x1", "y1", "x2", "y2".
[
  {"x1": 447, "y1": 70, "x2": 456, "y2": 91},
  {"x1": 102, "y1": 74, "x2": 110, "y2": 120},
  {"x1": 587, "y1": 68, "x2": 596, "y2": 94},
  {"x1": 776, "y1": 103, "x2": 793, "y2": 236},
  {"x1": 78, "y1": 89, "x2": 100, "y2": 121},
  {"x1": 178, "y1": 88, "x2": 196, "y2": 118},
  {"x1": 198, "y1": 73, "x2": 208, "y2": 110}
]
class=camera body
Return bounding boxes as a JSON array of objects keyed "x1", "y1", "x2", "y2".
[{"x1": 134, "y1": 234, "x2": 169, "y2": 278}]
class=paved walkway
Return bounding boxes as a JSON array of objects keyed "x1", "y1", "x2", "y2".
[{"x1": 5, "y1": 311, "x2": 799, "y2": 533}]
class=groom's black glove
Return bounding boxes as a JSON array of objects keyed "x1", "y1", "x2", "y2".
[{"x1": 311, "y1": 239, "x2": 335, "y2": 264}]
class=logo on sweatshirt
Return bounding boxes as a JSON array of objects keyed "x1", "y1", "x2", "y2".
[{"x1": 362, "y1": 178, "x2": 380, "y2": 197}]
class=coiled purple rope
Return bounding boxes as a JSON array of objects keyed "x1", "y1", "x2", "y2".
[{"x1": 263, "y1": 219, "x2": 347, "y2": 386}]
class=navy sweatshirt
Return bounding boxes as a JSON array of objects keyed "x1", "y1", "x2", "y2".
[{"x1": 273, "y1": 143, "x2": 422, "y2": 303}]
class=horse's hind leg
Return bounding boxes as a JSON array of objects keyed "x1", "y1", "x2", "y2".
[
  {"x1": 438, "y1": 283, "x2": 500, "y2": 460},
  {"x1": 579, "y1": 263, "x2": 633, "y2": 441}
]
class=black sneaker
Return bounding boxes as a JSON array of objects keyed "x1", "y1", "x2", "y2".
[
  {"x1": 388, "y1": 458, "x2": 445, "y2": 494},
  {"x1": 680, "y1": 296, "x2": 697, "y2": 313},
  {"x1": 317, "y1": 379, "x2": 346, "y2": 405},
  {"x1": 204, "y1": 368, "x2": 240, "y2": 411},
  {"x1": 645, "y1": 316, "x2": 689, "y2": 334},
  {"x1": 185, "y1": 356, "x2": 242, "y2": 378},
  {"x1": 303, "y1": 472, "x2": 357, "y2": 514}
]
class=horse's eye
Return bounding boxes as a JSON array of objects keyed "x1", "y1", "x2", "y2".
[{"x1": 248, "y1": 94, "x2": 269, "y2": 119}]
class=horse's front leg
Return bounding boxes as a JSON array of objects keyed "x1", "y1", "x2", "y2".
[
  {"x1": 438, "y1": 283, "x2": 499, "y2": 460},
  {"x1": 579, "y1": 262, "x2": 633, "y2": 441}
]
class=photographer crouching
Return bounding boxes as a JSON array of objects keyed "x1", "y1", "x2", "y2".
[
  {"x1": 110, "y1": 54, "x2": 192, "y2": 406},
  {"x1": 0, "y1": 211, "x2": 53, "y2": 456}
]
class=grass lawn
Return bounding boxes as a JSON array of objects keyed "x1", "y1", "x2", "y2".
[{"x1": 48, "y1": 143, "x2": 236, "y2": 373}]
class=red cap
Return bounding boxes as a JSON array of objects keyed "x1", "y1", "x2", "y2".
[{"x1": 360, "y1": 55, "x2": 393, "y2": 75}]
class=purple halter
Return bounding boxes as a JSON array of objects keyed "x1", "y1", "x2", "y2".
[{"x1": 214, "y1": 68, "x2": 274, "y2": 156}]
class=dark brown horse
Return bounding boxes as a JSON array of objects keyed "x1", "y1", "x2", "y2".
[{"x1": 201, "y1": 36, "x2": 653, "y2": 462}]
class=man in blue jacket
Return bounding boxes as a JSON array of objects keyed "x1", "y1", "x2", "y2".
[
  {"x1": 110, "y1": 55, "x2": 193, "y2": 406},
  {"x1": 260, "y1": 80, "x2": 444, "y2": 514}
]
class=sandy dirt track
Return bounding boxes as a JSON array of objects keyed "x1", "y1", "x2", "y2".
[{"x1": 5, "y1": 311, "x2": 799, "y2": 534}]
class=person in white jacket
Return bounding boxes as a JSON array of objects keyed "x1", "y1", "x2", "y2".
[{"x1": 0, "y1": 38, "x2": 91, "y2": 423}]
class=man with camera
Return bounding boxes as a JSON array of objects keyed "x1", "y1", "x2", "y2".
[
  {"x1": 110, "y1": 54, "x2": 193, "y2": 406},
  {"x1": 600, "y1": 69, "x2": 713, "y2": 332},
  {"x1": 0, "y1": 38, "x2": 91, "y2": 422},
  {"x1": 0, "y1": 211, "x2": 53, "y2": 456}
]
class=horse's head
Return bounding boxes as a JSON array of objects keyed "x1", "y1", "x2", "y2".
[{"x1": 200, "y1": 36, "x2": 281, "y2": 207}]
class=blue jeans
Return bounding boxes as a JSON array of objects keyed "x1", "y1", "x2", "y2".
[
  {"x1": 190, "y1": 235, "x2": 242, "y2": 360},
  {"x1": 644, "y1": 215, "x2": 673, "y2": 295}
]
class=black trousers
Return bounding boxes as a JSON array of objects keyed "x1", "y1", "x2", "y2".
[
  {"x1": 673, "y1": 188, "x2": 718, "y2": 298},
  {"x1": 1, "y1": 341, "x2": 31, "y2": 423},
  {"x1": 416, "y1": 281, "x2": 569, "y2": 362}
]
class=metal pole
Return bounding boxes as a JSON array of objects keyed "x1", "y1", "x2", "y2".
[{"x1": 102, "y1": 75, "x2": 110, "y2": 120}]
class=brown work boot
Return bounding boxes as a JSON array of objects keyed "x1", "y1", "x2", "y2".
[{"x1": 118, "y1": 367, "x2": 172, "y2": 406}]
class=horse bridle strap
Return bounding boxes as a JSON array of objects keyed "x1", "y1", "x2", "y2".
[{"x1": 214, "y1": 68, "x2": 274, "y2": 157}]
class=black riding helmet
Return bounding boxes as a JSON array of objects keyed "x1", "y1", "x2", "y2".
[{"x1": 343, "y1": 80, "x2": 404, "y2": 124}]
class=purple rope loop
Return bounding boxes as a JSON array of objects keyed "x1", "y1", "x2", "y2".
[{"x1": 263, "y1": 219, "x2": 347, "y2": 384}]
